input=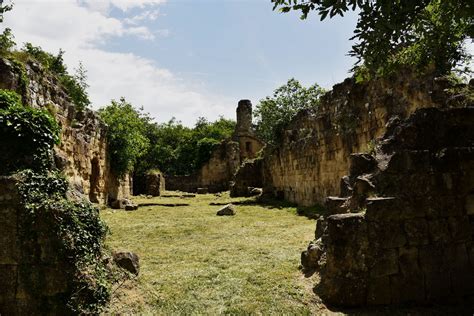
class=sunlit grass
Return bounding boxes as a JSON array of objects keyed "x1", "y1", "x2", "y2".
[{"x1": 102, "y1": 191, "x2": 320, "y2": 315}]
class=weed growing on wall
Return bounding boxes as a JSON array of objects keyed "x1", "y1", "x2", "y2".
[
  {"x1": 16, "y1": 170, "x2": 111, "y2": 314},
  {"x1": 0, "y1": 89, "x2": 60, "y2": 174}
]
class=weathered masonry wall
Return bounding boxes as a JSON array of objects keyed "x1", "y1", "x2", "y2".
[
  {"x1": 0, "y1": 177, "x2": 73, "y2": 315},
  {"x1": 166, "y1": 141, "x2": 240, "y2": 193},
  {"x1": 0, "y1": 57, "x2": 130, "y2": 204},
  {"x1": 230, "y1": 158, "x2": 263, "y2": 197},
  {"x1": 304, "y1": 106, "x2": 474, "y2": 306},
  {"x1": 263, "y1": 72, "x2": 451, "y2": 206}
]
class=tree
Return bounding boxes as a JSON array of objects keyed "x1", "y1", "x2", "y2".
[
  {"x1": 254, "y1": 78, "x2": 325, "y2": 145},
  {"x1": 98, "y1": 98, "x2": 150, "y2": 177},
  {"x1": 272, "y1": 0, "x2": 473, "y2": 76},
  {"x1": 0, "y1": 27, "x2": 15, "y2": 53},
  {"x1": 0, "y1": 0, "x2": 13, "y2": 23}
]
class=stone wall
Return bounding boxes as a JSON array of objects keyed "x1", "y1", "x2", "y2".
[
  {"x1": 263, "y1": 71, "x2": 451, "y2": 206},
  {"x1": 230, "y1": 158, "x2": 263, "y2": 197},
  {"x1": 166, "y1": 141, "x2": 240, "y2": 193},
  {"x1": 302, "y1": 106, "x2": 474, "y2": 306},
  {"x1": 0, "y1": 57, "x2": 130, "y2": 204},
  {"x1": 0, "y1": 176, "x2": 73, "y2": 315},
  {"x1": 200, "y1": 141, "x2": 240, "y2": 192}
]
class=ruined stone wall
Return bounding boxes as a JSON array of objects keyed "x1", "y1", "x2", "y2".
[
  {"x1": 303, "y1": 106, "x2": 474, "y2": 306},
  {"x1": 199, "y1": 141, "x2": 240, "y2": 192},
  {"x1": 263, "y1": 71, "x2": 449, "y2": 206},
  {"x1": 0, "y1": 57, "x2": 130, "y2": 203},
  {"x1": 230, "y1": 158, "x2": 263, "y2": 197},
  {"x1": 165, "y1": 174, "x2": 200, "y2": 193},
  {"x1": 166, "y1": 141, "x2": 240, "y2": 193},
  {"x1": 0, "y1": 176, "x2": 73, "y2": 315}
]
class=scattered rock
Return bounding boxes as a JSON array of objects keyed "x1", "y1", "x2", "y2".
[
  {"x1": 113, "y1": 251, "x2": 140, "y2": 275},
  {"x1": 301, "y1": 239, "x2": 324, "y2": 270},
  {"x1": 216, "y1": 204, "x2": 236, "y2": 216},
  {"x1": 197, "y1": 187, "x2": 209, "y2": 194},
  {"x1": 248, "y1": 187, "x2": 263, "y2": 196},
  {"x1": 110, "y1": 198, "x2": 138, "y2": 211}
]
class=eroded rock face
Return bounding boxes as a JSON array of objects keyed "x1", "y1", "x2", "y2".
[
  {"x1": 304, "y1": 106, "x2": 474, "y2": 306},
  {"x1": 216, "y1": 204, "x2": 236, "y2": 216}
]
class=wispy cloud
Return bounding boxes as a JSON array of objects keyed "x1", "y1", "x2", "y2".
[{"x1": 2, "y1": 0, "x2": 234, "y2": 126}]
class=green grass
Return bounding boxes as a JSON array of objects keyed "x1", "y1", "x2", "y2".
[{"x1": 102, "y1": 192, "x2": 321, "y2": 315}]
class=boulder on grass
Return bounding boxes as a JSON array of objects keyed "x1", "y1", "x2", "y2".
[
  {"x1": 216, "y1": 204, "x2": 235, "y2": 216},
  {"x1": 113, "y1": 251, "x2": 140, "y2": 275},
  {"x1": 110, "y1": 198, "x2": 138, "y2": 211}
]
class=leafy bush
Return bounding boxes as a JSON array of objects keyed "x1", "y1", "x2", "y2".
[
  {"x1": 0, "y1": 27, "x2": 15, "y2": 53},
  {"x1": 16, "y1": 170, "x2": 110, "y2": 314},
  {"x1": 134, "y1": 116, "x2": 236, "y2": 177},
  {"x1": 98, "y1": 98, "x2": 151, "y2": 177},
  {"x1": 0, "y1": 89, "x2": 60, "y2": 174},
  {"x1": 254, "y1": 78, "x2": 325, "y2": 145},
  {"x1": 21, "y1": 43, "x2": 90, "y2": 110}
]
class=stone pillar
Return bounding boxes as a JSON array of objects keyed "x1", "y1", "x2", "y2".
[{"x1": 236, "y1": 99, "x2": 253, "y2": 135}]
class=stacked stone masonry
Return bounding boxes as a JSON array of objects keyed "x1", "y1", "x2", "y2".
[
  {"x1": 0, "y1": 57, "x2": 130, "y2": 204},
  {"x1": 0, "y1": 177, "x2": 73, "y2": 315},
  {"x1": 303, "y1": 106, "x2": 474, "y2": 306},
  {"x1": 263, "y1": 71, "x2": 454, "y2": 206}
]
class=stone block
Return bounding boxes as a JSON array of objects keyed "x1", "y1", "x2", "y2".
[
  {"x1": 325, "y1": 196, "x2": 348, "y2": 215},
  {"x1": 419, "y1": 244, "x2": 448, "y2": 273},
  {"x1": 398, "y1": 246, "x2": 421, "y2": 276},
  {"x1": 367, "y1": 276, "x2": 391, "y2": 305},
  {"x1": 404, "y1": 219, "x2": 430, "y2": 246},
  {"x1": 368, "y1": 221, "x2": 407, "y2": 249},
  {"x1": 368, "y1": 248, "x2": 399, "y2": 278},
  {"x1": 319, "y1": 276, "x2": 367, "y2": 307},
  {"x1": 424, "y1": 270, "x2": 451, "y2": 300},
  {"x1": 428, "y1": 219, "x2": 451, "y2": 243},
  {"x1": 365, "y1": 197, "x2": 400, "y2": 221},
  {"x1": 448, "y1": 216, "x2": 471, "y2": 242},
  {"x1": 0, "y1": 265, "x2": 17, "y2": 302},
  {"x1": 390, "y1": 273, "x2": 425, "y2": 304}
]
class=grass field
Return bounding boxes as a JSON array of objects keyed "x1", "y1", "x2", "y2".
[{"x1": 101, "y1": 192, "x2": 323, "y2": 315}]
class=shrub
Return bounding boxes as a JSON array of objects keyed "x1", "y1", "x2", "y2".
[{"x1": 0, "y1": 89, "x2": 60, "y2": 174}]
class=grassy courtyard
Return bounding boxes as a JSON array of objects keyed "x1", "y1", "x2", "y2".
[{"x1": 101, "y1": 192, "x2": 321, "y2": 315}]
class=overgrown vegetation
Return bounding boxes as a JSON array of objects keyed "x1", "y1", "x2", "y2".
[
  {"x1": 16, "y1": 170, "x2": 110, "y2": 314},
  {"x1": 0, "y1": 87, "x2": 110, "y2": 313},
  {"x1": 254, "y1": 78, "x2": 325, "y2": 145},
  {"x1": 272, "y1": 0, "x2": 473, "y2": 78},
  {"x1": 98, "y1": 98, "x2": 151, "y2": 177},
  {"x1": 0, "y1": 89, "x2": 60, "y2": 174},
  {"x1": 98, "y1": 98, "x2": 236, "y2": 177},
  {"x1": 137, "y1": 116, "x2": 235, "y2": 176},
  {"x1": 0, "y1": 27, "x2": 91, "y2": 110}
]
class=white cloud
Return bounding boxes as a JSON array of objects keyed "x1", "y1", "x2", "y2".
[{"x1": 2, "y1": 0, "x2": 234, "y2": 126}]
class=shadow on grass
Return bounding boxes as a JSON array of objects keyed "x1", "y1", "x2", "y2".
[{"x1": 208, "y1": 195, "x2": 330, "y2": 220}]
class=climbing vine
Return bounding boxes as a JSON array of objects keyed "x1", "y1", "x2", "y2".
[
  {"x1": 16, "y1": 170, "x2": 111, "y2": 314},
  {"x1": 0, "y1": 89, "x2": 60, "y2": 174}
]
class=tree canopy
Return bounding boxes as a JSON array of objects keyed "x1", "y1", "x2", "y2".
[
  {"x1": 255, "y1": 78, "x2": 325, "y2": 145},
  {"x1": 98, "y1": 98, "x2": 151, "y2": 177},
  {"x1": 272, "y1": 0, "x2": 473, "y2": 76}
]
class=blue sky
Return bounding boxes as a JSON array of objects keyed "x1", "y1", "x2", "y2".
[{"x1": 3, "y1": 0, "x2": 358, "y2": 125}]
